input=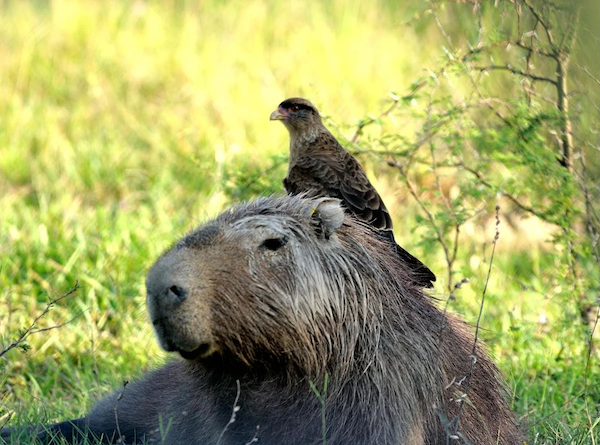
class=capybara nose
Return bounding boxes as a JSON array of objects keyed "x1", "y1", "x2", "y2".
[{"x1": 167, "y1": 285, "x2": 187, "y2": 303}]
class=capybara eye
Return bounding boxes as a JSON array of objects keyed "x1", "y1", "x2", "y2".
[{"x1": 260, "y1": 237, "x2": 288, "y2": 251}]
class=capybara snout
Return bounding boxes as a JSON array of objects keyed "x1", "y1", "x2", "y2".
[{"x1": 146, "y1": 247, "x2": 218, "y2": 358}]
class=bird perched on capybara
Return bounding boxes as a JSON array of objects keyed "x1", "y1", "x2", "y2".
[
  {"x1": 270, "y1": 97, "x2": 436, "y2": 288},
  {"x1": 1, "y1": 196, "x2": 522, "y2": 445}
]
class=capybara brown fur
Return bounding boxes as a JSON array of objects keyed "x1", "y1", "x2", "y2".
[{"x1": 1, "y1": 195, "x2": 523, "y2": 445}]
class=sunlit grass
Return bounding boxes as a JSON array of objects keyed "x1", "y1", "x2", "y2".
[{"x1": 0, "y1": 1, "x2": 598, "y2": 443}]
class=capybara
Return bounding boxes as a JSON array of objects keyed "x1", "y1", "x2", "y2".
[{"x1": 1, "y1": 195, "x2": 523, "y2": 444}]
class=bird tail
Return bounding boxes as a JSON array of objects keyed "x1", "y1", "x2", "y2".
[{"x1": 380, "y1": 229, "x2": 436, "y2": 288}]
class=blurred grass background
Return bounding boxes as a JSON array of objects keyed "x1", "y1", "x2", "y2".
[{"x1": 0, "y1": 0, "x2": 598, "y2": 443}]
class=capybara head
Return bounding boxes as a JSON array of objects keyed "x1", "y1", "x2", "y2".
[{"x1": 146, "y1": 196, "x2": 399, "y2": 375}]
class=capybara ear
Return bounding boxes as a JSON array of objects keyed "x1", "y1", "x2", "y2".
[{"x1": 306, "y1": 197, "x2": 345, "y2": 238}]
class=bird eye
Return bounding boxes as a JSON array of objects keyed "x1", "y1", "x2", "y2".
[
  {"x1": 289, "y1": 105, "x2": 300, "y2": 112},
  {"x1": 260, "y1": 237, "x2": 288, "y2": 251}
]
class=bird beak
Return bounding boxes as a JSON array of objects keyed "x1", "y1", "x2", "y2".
[{"x1": 270, "y1": 107, "x2": 290, "y2": 121}]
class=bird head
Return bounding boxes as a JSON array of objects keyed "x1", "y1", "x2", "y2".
[{"x1": 270, "y1": 98, "x2": 323, "y2": 137}]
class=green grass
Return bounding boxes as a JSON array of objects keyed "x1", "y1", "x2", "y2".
[{"x1": 1, "y1": 1, "x2": 598, "y2": 444}]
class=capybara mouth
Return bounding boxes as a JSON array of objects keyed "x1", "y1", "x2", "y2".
[{"x1": 178, "y1": 343, "x2": 213, "y2": 361}]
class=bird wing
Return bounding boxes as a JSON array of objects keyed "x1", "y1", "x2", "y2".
[
  {"x1": 285, "y1": 151, "x2": 393, "y2": 232},
  {"x1": 284, "y1": 155, "x2": 342, "y2": 198},
  {"x1": 285, "y1": 145, "x2": 436, "y2": 288},
  {"x1": 337, "y1": 152, "x2": 393, "y2": 233},
  {"x1": 336, "y1": 157, "x2": 437, "y2": 287}
]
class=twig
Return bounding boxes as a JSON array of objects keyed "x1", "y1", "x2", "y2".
[
  {"x1": 89, "y1": 323, "x2": 101, "y2": 391},
  {"x1": 435, "y1": 278, "x2": 470, "y2": 423},
  {"x1": 558, "y1": 7, "x2": 580, "y2": 52},
  {"x1": 474, "y1": 64, "x2": 558, "y2": 85},
  {"x1": 575, "y1": 63, "x2": 600, "y2": 86},
  {"x1": 427, "y1": 3, "x2": 528, "y2": 133},
  {"x1": 463, "y1": 40, "x2": 557, "y2": 59},
  {"x1": 427, "y1": 103, "x2": 462, "y2": 292},
  {"x1": 576, "y1": 131, "x2": 600, "y2": 443},
  {"x1": 349, "y1": 62, "x2": 453, "y2": 144},
  {"x1": 5, "y1": 273, "x2": 12, "y2": 336},
  {"x1": 522, "y1": 85, "x2": 558, "y2": 107},
  {"x1": 583, "y1": 303, "x2": 600, "y2": 445},
  {"x1": 452, "y1": 205, "x2": 501, "y2": 436},
  {"x1": 114, "y1": 381, "x2": 129, "y2": 443},
  {"x1": 522, "y1": 0, "x2": 556, "y2": 48},
  {"x1": 524, "y1": 382, "x2": 600, "y2": 424},
  {"x1": 0, "y1": 283, "x2": 81, "y2": 358},
  {"x1": 390, "y1": 160, "x2": 452, "y2": 271},
  {"x1": 308, "y1": 373, "x2": 329, "y2": 445},
  {"x1": 216, "y1": 380, "x2": 241, "y2": 445},
  {"x1": 230, "y1": 155, "x2": 289, "y2": 197},
  {"x1": 451, "y1": 162, "x2": 548, "y2": 220},
  {"x1": 244, "y1": 426, "x2": 260, "y2": 445}
]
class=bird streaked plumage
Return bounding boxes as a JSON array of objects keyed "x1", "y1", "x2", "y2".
[{"x1": 270, "y1": 97, "x2": 436, "y2": 288}]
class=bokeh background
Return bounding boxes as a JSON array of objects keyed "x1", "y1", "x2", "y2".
[{"x1": 1, "y1": 0, "x2": 599, "y2": 443}]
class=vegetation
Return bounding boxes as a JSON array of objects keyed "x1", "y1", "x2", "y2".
[{"x1": 1, "y1": 0, "x2": 598, "y2": 443}]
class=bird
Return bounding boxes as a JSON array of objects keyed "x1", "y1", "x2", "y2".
[{"x1": 270, "y1": 97, "x2": 436, "y2": 288}]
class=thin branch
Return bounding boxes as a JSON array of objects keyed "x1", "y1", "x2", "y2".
[
  {"x1": 216, "y1": 380, "x2": 242, "y2": 445},
  {"x1": 522, "y1": 0, "x2": 556, "y2": 48},
  {"x1": 558, "y1": 7, "x2": 580, "y2": 53},
  {"x1": 519, "y1": 385, "x2": 600, "y2": 428},
  {"x1": 451, "y1": 224, "x2": 461, "y2": 281},
  {"x1": 114, "y1": 381, "x2": 129, "y2": 444},
  {"x1": 493, "y1": 40, "x2": 556, "y2": 59},
  {"x1": 428, "y1": 94, "x2": 461, "y2": 292},
  {"x1": 452, "y1": 162, "x2": 547, "y2": 220},
  {"x1": 523, "y1": 85, "x2": 558, "y2": 107},
  {"x1": 452, "y1": 205, "x2": 501, "y2": 435},
  {"x1": 555, "y1": 6, "x2": 579, "y2": 172},
  {"x1": 474, "y1": 64, "x2": 558, "y2": 85},
  {"x1": 0, "y1": 283, "x2": 81, "y2": 358},
  {"x1": 435, "y1": 278, "x2": 470, "y2": 426},
  {"x1": 244, "y1": 426, "x2": 260, "y2": 445},
  {"x1": 516, "y1": 0, "x2": 523, "y2": 44},
  {"x1": 577, "y1": 136, "x2": 600, "y2": 432},
  {"x1": 431, "y1": 1, "x2": 455, "y2": 52},
  {"x1": 308, "y1": 374, "x2": 329, "y2": 445},
  {"x1": 575, "y1": 63, "x2": 600, "y2": 86},
  {"x1": 474, "y1": 0, "x2": 483, "y2": 48},
  {"x1": 583, "y1": 302, "x2": 600, "y2": 445},
  {"x1": 349, "y1": 64, "x2": 451, "y2": 144},
  {"x1": 578, "y1": 148, "x2": 600, "y2": 260},
  {"x1": 350, "y1": 101, "x2": 471, "y2": 169},
  {"x1": 521, "y1": 382, "x2": 600, "y2": 422},
  {"x1": 389, "y1": 159, "x2": 452, "y2": 267}
]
